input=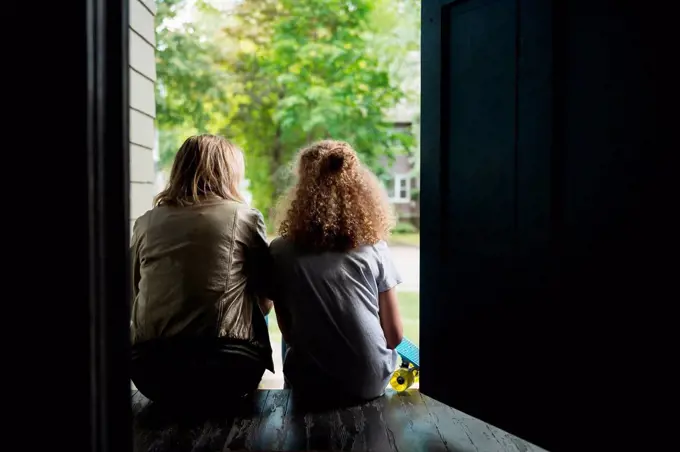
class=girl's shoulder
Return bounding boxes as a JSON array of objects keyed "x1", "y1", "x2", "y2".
[
  {"x1": 269, "y1": 236, "x2": 294, "y2": 254},
  {"x1": 363, "y1": 240, "x2": 389, "y2": 256}
]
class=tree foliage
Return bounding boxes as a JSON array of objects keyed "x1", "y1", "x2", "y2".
[
  {"x1": 155, "y1": 0, "x2": 419, "y2": 218},
  {"x1": 155, "y1": 0, "x2": 233, "y2": 167}
]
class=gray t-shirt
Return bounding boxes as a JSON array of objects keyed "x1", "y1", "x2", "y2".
[{"x1": 269, "y1": 238, "x2": 401, "y2": 400}]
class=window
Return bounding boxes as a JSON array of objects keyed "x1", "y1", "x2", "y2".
[
  {"x1": 387, "y1": 174, "x2": 411, "y2": 203},
  {"x1": 398, "y1": 176, "x2": 409, "y2": 200}
]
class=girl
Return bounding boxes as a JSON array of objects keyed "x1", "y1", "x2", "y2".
[
  {"x1": 130, "y1": 134, "x2": 273, "y2": 407},
  {"x1": 270, "y1": 140, "x2": 404, "y2": 404}
]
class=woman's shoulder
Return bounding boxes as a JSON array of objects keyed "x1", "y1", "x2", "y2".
[
  {"x1": 199, "y1": 200, "x2": 263, "y2": 222},
  {"x1": 132, "y1": 207, "x2": 155, "y2": 235},
  {"x1": 233, "y1": 205, "x2": 267, "y2": 235},
  {"x1": 211, "y1": 200, "x2": 262, "y2": 218}
]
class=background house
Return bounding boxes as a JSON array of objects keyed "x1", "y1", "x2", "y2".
[{"x1": 383, "y1": 50, "x2": 421, "y2": 229}]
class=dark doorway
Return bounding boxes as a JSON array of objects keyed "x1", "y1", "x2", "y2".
[{"x1": 420, "y1": 0, "x2": 671, "y2": 450}]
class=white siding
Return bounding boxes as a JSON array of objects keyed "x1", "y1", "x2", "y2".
[
  {"x1": 129, "y1": 0, "x2": 157, "y2": 229},
  {"x1": 130, "y1": 69, "x2": 155, "y2": 116}
]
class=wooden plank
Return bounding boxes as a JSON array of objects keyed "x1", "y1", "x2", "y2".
[
  {"x1": 326, "y1": 405, "x2": 361, "y2": 451},
  {"x1": 282, "y1": 392, "x2": 396, "y2": 451},
  {"x1": 380, "y1": 389, "x2": 449, "y2": 452},
  {"x1": 277, "y1": 395, "x2": 310, "y2": 451},
  {"x1": 421, "y1": 393, "x2": 546, "y2": 452},
  {"x1": 223, "y1": 390, "x2": 271, "y2": 450},
  {"x1": 352, "y1": 395, "x2": 400, "y2": 452},
  {"x1": 131, "y1": 389, "x2": 546, "y2": 451},
  {"x1": 131, "y1": 389, "x2": 150, "y2": 415},
  {"x1": 190, "y1": 419, "x2": 233, "y2": 452},
  {"x1": 299, "y1": 409, "x2": 334, "y2": 451},
  {"x1": 133, "y1": 415, "x2": 198, "y2": 452},
  {"x1": 249, "y1": 389, "x2": 291, "y2": 450},
  {"x1": 132, "y1": 391, "x2": 258, "y2": 452}
]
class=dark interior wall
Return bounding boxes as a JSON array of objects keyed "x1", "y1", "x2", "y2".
[
  {"x1": 11, "y1": 0, "x2": 133, "y2": 450},
  {"x1": 420, "y1": 0, "x2": 673, "y2": 450}
]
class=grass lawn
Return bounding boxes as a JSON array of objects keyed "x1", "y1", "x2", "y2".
[
  {"x1": 267, "y1": 291, "x2": 420, "y2": 347},
  {"x1": 387, "y1": 233, "x2": 420, "y2": 247},
  {"x1": 397, "y1": 291, "x2": 420, "y2": 345}
]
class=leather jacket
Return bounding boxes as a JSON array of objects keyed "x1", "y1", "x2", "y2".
[{"x1": 130, "y1": 198, "x2": 273, "y2": 370}]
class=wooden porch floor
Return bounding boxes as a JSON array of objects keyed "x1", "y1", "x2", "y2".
[{"x1": 132, "y1": 389, "x2": 546, "y2": 451}]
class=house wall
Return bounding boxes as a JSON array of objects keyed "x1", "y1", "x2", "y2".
[
  {"x1": 382, "y1": 153, "x2": 420, "y2": 228},
  {"x1": 392, "y1": 154, "x2": 412, "y2": 173},
  {"x1": 129, "y1": 0, "x2": 157, "y2": 234}
]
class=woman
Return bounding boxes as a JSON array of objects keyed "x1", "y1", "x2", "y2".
[
  {"x1": 130, "y1": 134, "x2": 273, "y2": 407},
  {"x1": 270, "y1": 140, "x2": 404, "y2": 404}
]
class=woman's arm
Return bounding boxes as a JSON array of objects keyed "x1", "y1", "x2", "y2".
[
  {"x1": 130, "y1": 219, "x2": 143, "y2": 320},
  {"x1": 242, "y1": 208, "x2": 276, "y2": 317},
  {"x1": 243, "y1": 208, "x2": 273, "y2": 299},
  {"x1": 132, "y1": 246, "x2": 140, "y2": 301},
  {"x1": 379, "y1": 288, "x2": 404, "y2": 349}
]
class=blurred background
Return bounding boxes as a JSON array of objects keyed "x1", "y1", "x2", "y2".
[{"x1": 131, "y1": 0, "x2": 421, "y2": 388}]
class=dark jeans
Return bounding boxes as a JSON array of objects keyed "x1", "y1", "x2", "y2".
[{"x1": 131, "y1": 337, "x2": 265, "y2": 409}]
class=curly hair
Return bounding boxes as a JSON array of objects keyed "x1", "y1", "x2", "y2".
[{"x1": 276, "y1": 140, "x2": 395, "y2": 252}]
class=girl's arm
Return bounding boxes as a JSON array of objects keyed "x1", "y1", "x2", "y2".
[
  {"x1": 275, "y1": 304, "x2": 292, "y2": 345},
  {"x1": 376, "y1": 241, "x2": 405, "y2": 349},
  {"x1": 379, "y1": 288, "x2": 404, "y2": 349}
]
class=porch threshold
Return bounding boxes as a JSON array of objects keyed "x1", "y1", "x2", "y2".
[{"x1": 132, "y1": 388, "x2": 545, "y2": 451}]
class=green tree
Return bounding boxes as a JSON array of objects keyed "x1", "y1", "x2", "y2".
[
  {"x1": 155, "y1": 0, "x2": 419, "y2": 221},
  {"x1": 222, "y1": 0, "x2": 414, "y2": 217},
  {"x1": 155, "y1": 0, "x2": 235, "y2": 168},
  {"x1": 368, "y1": 0, "x2": 422, "y2": 183}
]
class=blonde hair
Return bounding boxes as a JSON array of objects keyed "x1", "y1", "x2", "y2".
[
  {"x1": 154, "y1": 134, "x2": 245, "y2": 207},
  {"x1": 276, "y1": 140, "x2": 395, "y2": 252}
]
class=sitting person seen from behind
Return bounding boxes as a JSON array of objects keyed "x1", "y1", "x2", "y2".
[
  {"x1": 130, "y1": 134, "x2": 273, "y2": 408},
  {"x1": 270, "y1": 140, "x2": 404, "y2": 405}
]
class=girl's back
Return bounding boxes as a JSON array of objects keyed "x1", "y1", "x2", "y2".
[
  {"x1": 270, "y1": 238, "x2": 400, "y2": 400},
  {"x1": 270, "y1": 140, "x2": 404, "y2": 402}
]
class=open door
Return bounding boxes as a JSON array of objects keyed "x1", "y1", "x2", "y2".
[{"x1": 420, "y1": 0, "x2": 670, "y2": 450}]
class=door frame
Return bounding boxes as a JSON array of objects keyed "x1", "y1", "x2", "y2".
[{"x1": 87, "y1": 0, "x2": 132, "y2": 450}]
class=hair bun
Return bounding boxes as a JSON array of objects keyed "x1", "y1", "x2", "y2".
[{"x1": 323, "y1": 149, "x2": 345, "y2": 174}]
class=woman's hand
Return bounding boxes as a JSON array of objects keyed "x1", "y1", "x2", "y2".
[{"x1": 258, "y1": 298, "x2": 273, "y2": 316}]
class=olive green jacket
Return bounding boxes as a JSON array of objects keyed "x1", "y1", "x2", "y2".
[{"x1": 130, "y1": 198, "x2": 273, "y2": 370}]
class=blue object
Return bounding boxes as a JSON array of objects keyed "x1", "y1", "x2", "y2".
[
  {"x1": 281, "y1": 341, "x2": 288, "y2": 363},
  {"x1": 395, "y1": 337, "x2": 420, "y2": 369},
  {"x1": 264, "y1": 312, "x2": 287, "y2": 364}
]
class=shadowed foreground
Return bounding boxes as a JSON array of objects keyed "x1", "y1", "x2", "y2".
[{"x1": 132, "y1": 389, "x2": 546, "y2": 451}]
